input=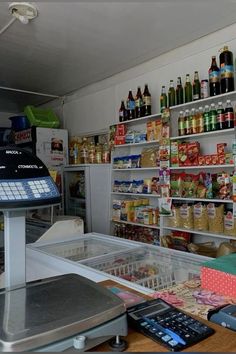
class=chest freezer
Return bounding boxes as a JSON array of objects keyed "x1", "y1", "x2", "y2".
[
  {"x1": 34, "y1": 233, "x2": 135, "y2": 262},
  {"x1": 26, "y1": 233, "x2": 209, "y2": 295}
]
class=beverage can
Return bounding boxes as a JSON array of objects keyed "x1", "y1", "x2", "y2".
[{"x1": 201, "y1": 80, "x2": 209, "y2": 99}]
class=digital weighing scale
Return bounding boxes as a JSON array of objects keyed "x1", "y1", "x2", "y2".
[{"x1": 0, "y1": 147, "x2": 127, "y2": 352}]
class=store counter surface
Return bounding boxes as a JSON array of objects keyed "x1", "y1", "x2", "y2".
[{"x1": 92, "y1": 280, "x2": 236, "y2": 352}]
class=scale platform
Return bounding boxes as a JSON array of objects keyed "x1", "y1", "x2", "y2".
[{"x1": 0, "y1": 274, "x2": 127, "y2": 352}]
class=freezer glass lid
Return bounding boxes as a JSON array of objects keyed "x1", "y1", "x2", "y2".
[
  {"x1": 36, "y1": 236, "x2": 130, "y2": 261},
  {"x1": 0, "y1": 274, "x2": 125, "y2": 351}
]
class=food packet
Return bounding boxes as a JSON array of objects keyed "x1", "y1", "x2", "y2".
[
  {"x1": 193, "y1": 203, "x2": 208, "y2": 231},
  {"x1": 180, "y1": 204, "x2": 194, "y2": 229},
  {"x1": 207, "y1": 203, "x2": 224, "y2": 233}
]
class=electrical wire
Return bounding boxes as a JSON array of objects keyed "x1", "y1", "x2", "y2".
[{"x1": 0, "y1": 17, "x2": 16, "y2": 36}]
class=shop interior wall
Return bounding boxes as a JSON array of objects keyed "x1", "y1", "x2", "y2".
[{"x1": 59, "y1": 22, "x2": 236, "y2": 137}]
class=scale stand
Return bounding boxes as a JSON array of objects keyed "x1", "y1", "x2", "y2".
[{"x1": 4, "y1": 209, "x2": 26, "y2": 289}]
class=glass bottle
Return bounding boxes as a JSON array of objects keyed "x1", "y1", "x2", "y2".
[
  {"x1": 102, "y1": 143, "x2": 110, "y2": 163},
  {"x1": 193, "y1": 71, "x2": 201, "y2": 101},
  {"x1": 220, "y1": 46, "x2": 235, "y2": 93},
  {"x1": 95, "y1": 143, "x2": 102, "y2": 163},
  {"x1": 80, "y1": 138, "x2": 88, "y2": 164},
  {"x1": 119, "y1": 100, "x2": 127, "y2": 122},
  {"x1": 216, "y1": 102, "x2": 225, "y2": 130},
  {"x1": 160, "y1": 86, "x2": 167, "y2": 113},
  {"x1": 176, "y1": 76, "x2": 184, "y2": 105},
  {"x1": 197, "y1": 107, "x2": 204, "y2": 134},
  {"x1": 88, "y1": 141, "x2": 96, "y2": 164},
  {"x1": 168, "y1": 80, "x2": 176, "y2": 107},
  {"x1": 209, "y1": 56, "x2": 220, "y2": 96},
  {"x1": 209, "y1": 103, "x2": 217, "y2": 131},
  {"x1": 126, "y1": 90, "x2": 135, "y2": 120},
  {"x1": 184, "y1": 109, "x2": 191, "y2": 135},
  {"x1": 203, "y1": 105, "x2": 211, "y2": 132},
  {"x1": 191, "y1": 108, "x2": 198, "y2": 134},
  {"x1": 224, "y1": 99, "x2": 234, "y2": 129},
  {"x1": 143, "y1": 84, "x2": 152, "y2": 116},
  {"x1": 178, "y1": 110, "x2": 185, "y2": 136},
  {"x1": 184, "y1": 74, "x2": 192, "y2": 103},
  {"x1": 135, "y1": 86, "x2": 143, "y2": 118}
]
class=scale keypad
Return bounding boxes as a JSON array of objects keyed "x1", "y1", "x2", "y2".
[{"x1": 0, "y1": 177, "x2": 59, "y2": 201}]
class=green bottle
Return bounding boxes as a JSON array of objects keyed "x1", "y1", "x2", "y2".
[
  {"x1": 160, "y1": 86, "x2": 167, "y2": 113},
  {"x1": 168, "y1": 80, "x2": 176, "y2": 107},
  {"x1": 193, "y1": 71, "x2": 201, "y2": 101},
  {"x1": 184, "y1": 74, "x2": 192, "y2": 103},
  {"x1": 176, "y1": 77, "x2": 184, "y2": 105}
]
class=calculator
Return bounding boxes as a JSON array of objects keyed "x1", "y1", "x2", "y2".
[{"x1": 127, "y1": 298, "x2": 215, "y2": 351}]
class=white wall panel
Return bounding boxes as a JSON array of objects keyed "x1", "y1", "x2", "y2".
[
  {"x1": 52, "y1": 22, "x2": 236, "y2": 136},
  {"x1": 63, "y1": 87, "x2": 116, "y2": 136}
]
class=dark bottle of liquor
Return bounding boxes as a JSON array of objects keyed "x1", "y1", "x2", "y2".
[
  {"x1": 126, "y1": 90, "x2": 136, "y2": 120},
  {"x1": 119, "y1": 100, "x2": 127, "y2": 122},
  {"x1": 168, "y1": 80, "x2": 176, "y2": 107},
  {"x1": 143, "y1": 84, "x2": 152, "y2": 116},
  {"x1": 209, "y1": 56, "x2": 220, "y2": 96},
  {"x1": 220, "y1": 46, "x2": 235, "y2": 93},
  {"x1": 135, "y1": 86, "x2": 143, "y2": 118},
  {"x1": 224, "y1": 99, "x2": 234, "y2": 129},
  {"x1": 176, "y1": 76, "x2": 184, "y2": 105},
  {"x1": 193, "y1": 71, "x2": 201, "y2": 100},
  {"x1": 216, "y1": 102, "x2": 225, "y2": 130},
  {"x1": 184, "y1": 74, "x2": 192, "y2": 103},
  {"x1": 160, "y1": 86, "x2": 167, "y2": 113}
]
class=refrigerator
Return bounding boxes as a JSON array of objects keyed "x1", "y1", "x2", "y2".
[
  {"x1": 14, "y1": 126, "x2": 68, "y2": 194},
  {"x1": 63, "y1": 164, "x2": 111, "y2": 234}
]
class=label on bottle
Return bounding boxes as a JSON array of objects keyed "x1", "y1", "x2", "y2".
[
  {"x1": 217, "y1": 113, "x2": 225, "y2": 123},
  {"x1": 193, "y1": 93, "x2": 200, "y2": 100},
  {"x1": 200, "y1": 80, "x2": 209, "y2": 98},
  {"x1": 135, "y1": 98, "x2": 143, "y2": 108},
  {"x1": 220, "y1": 64, "x2": 234, "y2": 78},
  {"x1": 209, "y1": 70, "x2": 220, "y2": 83},
  {"x1": 127, "y1": 100, "x2": 135, "y2": 110},
  {"x1": 225, "y1": 111, "x2": 234, "y2": 122},
  {"x1": 143, "y1": 96, "x2": 151, "y2": 106}
]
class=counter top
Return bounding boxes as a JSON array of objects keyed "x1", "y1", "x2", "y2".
[{"x1": 92, "y1": 280, "x2": 236, "y2": 352}]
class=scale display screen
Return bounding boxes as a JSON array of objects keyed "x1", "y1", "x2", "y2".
[{"x1": 0, "y1": 147, "x2": 61, "y2": 208}]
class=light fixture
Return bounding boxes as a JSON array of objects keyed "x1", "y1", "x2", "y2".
[{"x1": 9, "y1": 2, "x2": 38, "y2": 25}]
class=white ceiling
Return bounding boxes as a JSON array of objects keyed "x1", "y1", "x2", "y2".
[{"x1": 1, "y1": 0, "x2": 236, "y2": 112}]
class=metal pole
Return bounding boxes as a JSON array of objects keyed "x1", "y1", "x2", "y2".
[{"x1": 0, "y1": 85, "x2": 61, "y2": 99}]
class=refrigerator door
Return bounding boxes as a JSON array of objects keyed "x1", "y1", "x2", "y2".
[{"x1": 64, "y1": 167, "x2": 92, "y2": 232}]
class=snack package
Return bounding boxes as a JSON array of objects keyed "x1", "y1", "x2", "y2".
[
  {"x1": 182, "y1": 173, "x2": 199, "y2": 198},
  {"x1": 170, "y1": 231, "x2": 191, "y2": 252},
  {"x1": 170, "y1": 141, "x2": 179, "y2": 167},
  {"x1": 180, "y1": 204, "x2": 194, "y2": 229},
  {"x1": 193, "y1": 203, "x2": 208, "y2": 231},
  {"x1": 224, "y1": 210, "x2": 236, "y2": 236},
  {"x1": 141, "y1": 147, "x2": 159, "y2": 167},
  {"x1": 207, "y1": 203, "x2": 224, "y2": 234},
  {"x1": 170, "y1": 172, "x2": 184, "y2": 197},
  {"x1": 146, "y1": 121, "x2": 155, "y2": 141},
  {"x1": 166, "y1": 204, "x2": 182, "y2": 228}
]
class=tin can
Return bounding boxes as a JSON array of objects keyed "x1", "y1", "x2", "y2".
[{"x1": 201, "y1": 80, "x2": 209, "y2": 99}]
